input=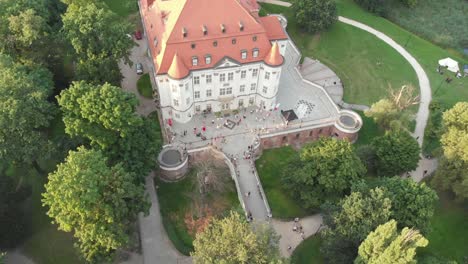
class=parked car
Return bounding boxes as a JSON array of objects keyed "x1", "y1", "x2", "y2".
[
  {"x1": 136, "y1": 63, "x2": 143, "y2": 75},
  {"x1": 134, "y1": 30, "x2": 142, "y2": 40}
]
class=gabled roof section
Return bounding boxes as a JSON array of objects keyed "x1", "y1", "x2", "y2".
[
  {"x1": 259, "y1": 16, "x2": 288, "y2": 40},
  {"x1": 168, "y1": 53, "x2": 189, "y2": 79},
  {"x1": 214, "y1": 56, "x2": 242, "y2": 69},
  {"x1": 264, "y1": 42, "x2": 283, "y2": 66}
]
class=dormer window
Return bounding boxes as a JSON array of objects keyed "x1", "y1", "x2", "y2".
[
  {"x1": 213, "y1": 41, "x2": 218, "y2": 47},
  {"x1": 241, "y1": 50, "x2": 247, "y2": 59},
  {"x1": 191, "y1": 43, "x2": 196, "y2": 49},
  {"x1": 220, "y1": 24, "x2": 226, "y2": 33},
  {"x1": 252, "y1": 48, "x2": 259, "y2": 58},
  {"x1": 192, "y1": 56, "x2": 198, "y2": 66},
  {"x1": 153, "y1": 37, "x2": 158, "y2": 47},
  {"x1": 239, "y1": 21, "x2": 244, "y2": 31},
  {"x1": 253, "y1": 35, "x2": 257, "y2": 42},
  {"x1": 182, "y1": 27, "x2": 187, "y2": 38},
  {"x1": 202, "y1": 25, "x2": 207, "y2": 35},
  {"x1": 205, "y1": 55, "x2": 211, "y2": 64},
  {"x1": 232, "y1": 38, "x2": 236, "y2": 44}
]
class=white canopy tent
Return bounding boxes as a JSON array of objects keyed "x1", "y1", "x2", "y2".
[{"x1": 438, "y1": 57, "x2": 460, "y2": 73}]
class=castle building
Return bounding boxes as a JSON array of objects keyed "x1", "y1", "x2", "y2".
[{"x1": 140, "y1": 0, "x2": 288, "y2": 123}]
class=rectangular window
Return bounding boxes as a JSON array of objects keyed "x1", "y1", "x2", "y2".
[
  {"x1": 241, "y1": 50, "x2": 247, "y2": 59},
  {"x1": 240, "y1": 85, "x2": 245, "y2": 92},
  {"x1": 250, "y1": 83, "x2": 256, "y2": 91},
  {"x1": 228, "y1": 72, "x2": 234, "y2": 81},
  {"x1": 192, "y1": 56, "x2": 198, "y2": 66},
  {"x1": 194, "y1": 76, "x2": 200, "y2": 85},
  {"x1": 186, "y1": 97, "x2": 190, "y2": 105},
  {"x1": 206, "y1": 89, "x2": 212, "y2": 97},
  {"x1": 173, "y1": 99, "x2": 179, "y2": 106},
  {"x1": 220, "y1": 88, "x2": 226, "y2": 95},
  {"x1": 249, "y1": 97, "x2": 254, "y2": 105},
  {"x1": 220, "y1": 73, "x2": 225, "y2": 82},
  {"x1": 262, "y1": 86, "x2": 268, "y2": 93},
  {"x1": 206, "y1": 75, "x2": 212, "y2": 84},
  {"x1": 253, "y1": 48, "x2": 259, "y2": 58},
  {"x1": 264, "y1": 72, "x2": 270, "y2": 80},
  {"x1": 252, "y1": 68, "x2": 258, "y2": 77},
  {"x1": 226, "y1": 87, "x2": 232, "y2": 94},
  {"x1": 241, "y1": 70, "x2": 246, "y2": 79},
  {"x1": 205, "y1": 55, "x2": 211, "y2": 64},
  {"x1": 194, "y1": 91, "x2": 200, "y2": 99},
  {"x1": 195, "y1": 105, "x2": 201, "y2": 111},
  {"x1": 185, "y1": 83, "x2": 189, "y2": 91},
  {"x1": 206, "y1": 104, "x2": 212, "y2": 111},
  {"x1": 238, "y1": 99, "x2": 244, "y2": 107},
  {"x1": 172, "y1": 85, "x2": 177, "y2": 93}
]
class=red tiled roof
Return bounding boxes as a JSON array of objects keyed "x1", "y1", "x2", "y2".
[
  {"x1": 141, "y1": 0, "x2": 287, "y2": 76},
  {"x1": 168, "y1": 53, "x2": 190, "y2": 79},
  {"x1": 264, "y1": 42, "x2": 283, "y2": 66},
  {"x1": 259, "y1": 16, "x2": 288, "y2": 40}
]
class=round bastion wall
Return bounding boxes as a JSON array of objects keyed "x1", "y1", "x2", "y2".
[
  {"x1": 158, "y1": 145, "x2": 189, "y2": 181},
  {"x1": 333, "y1": 110, "x2": 363, "y2": 142}
]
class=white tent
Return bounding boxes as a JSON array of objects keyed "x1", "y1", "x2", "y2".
[{"x1": 438, "y1": 57, "x2": 460, "y2": 73}]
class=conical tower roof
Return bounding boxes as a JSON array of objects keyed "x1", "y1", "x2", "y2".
[
  {"x1": 264, "y1": 42, "x2": 284, "y2": 66},
  {"x1": 167, "y1": 53, "x2": 189, "y2": 79}
]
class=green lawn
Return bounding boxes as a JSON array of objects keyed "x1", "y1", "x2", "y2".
[
  {"x1": 418, "y1": 192, "x2": 468, "y2": 263},
  {"x1": 354, "y1": 111, "x2": 382, "y2": 147},
  {"x1": 137, "y1": 73, "x2": 153, "y2": 99},
  {"x1": 156, "y1": 168, "x2": 240, "y2": 255},
  {"x1": 255, "y1": 147, "x2": 310, "y2": 219},
  {"x1": 291, "y1": 235, "x2": 324, "y2": 264},
  {"x1": 261, "y1": 3, "x2": 418, "y2": 106}
]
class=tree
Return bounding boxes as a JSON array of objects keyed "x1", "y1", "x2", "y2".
[
  {"x1": 62, "y1": 3, "x2": 133, "y2": 85},
  {"x1": 191, "y1": 211, "x2": 284, "y2": 264},
  {"x1": 282, "y1": 138, "x2": 366, "y2": 209},
  {"x1": 321, "y1": 188, "x2": 392, "y2": 263},
  {"x1": 292, "y1": 0, "x2": 337, "y2": 33},
  {"x1": 57, "y1": 81, "x2": 161, "y2": 177},
  {"x1": 432, "y1": 102, "x2": 468, "y2": 202},
  {"x1": 371, "y1": 130, "x2": 420, "y2": 176},
  {"x1": 42, "y1": 147, "x2": 148, "y2": 262},
  {"x1": 355, "y1": 220, "x2": 428, "y2": 264},
  {"x1": 398, "y1": 0, "x2": 417, "y2": 8},
  {"x1": 388, "y1": 85, "x2": 419, "y2": 111},
  {"x1": 365, "y1": 99, "x2": 400, "y2": 129},
  {"x1": 0, "y1": 54, "x2": 55, "y2": 168},
  {"x1": 378, "y1": 177, "x2": 437, "y2": 233}
]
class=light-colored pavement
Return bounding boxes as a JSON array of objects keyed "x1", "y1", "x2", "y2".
[
  {"x1": 272, "y1": 214, "x2": 324, "y2": 257},
  {"x1": 4, "y1": 250, "x2": 34, "y2": 264},
  {"x1": 139, "y1": 173, "x2": 192, "y2": 264},
  {"x1": 119, "y1": 38, "x2": 158, "y2": 117}
]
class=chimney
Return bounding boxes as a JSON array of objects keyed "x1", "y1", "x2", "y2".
[
  {"x1": 182, "y1": 27, "x2": 187, "y2": 38},
  {"x1": 239, "y1": 21, "x2": 244, "y2": 31},
  {"x1": 220, "y1": 24, "x2": 226, "y2": 33},
  {"x1": 202, "y1": 25, "x2": 207, "y2": 35}
]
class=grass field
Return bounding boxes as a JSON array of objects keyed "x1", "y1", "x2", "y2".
[
  {"x1": 255, "y1": 147, "x2": 311, "y2": 219},
  {"x1": 261, "y1": 3, "x2": 418, "y2": 106},
  {"x1": 291, "y1": 235, "x2": 324, "y2": 264},
  {"x1": 384, "y1": 0, "x2": 468, "y2": 53},
  {"x1": 137, "y1": 73, "x2": 153, "y2": 99},
  {"x1": 156, "y1": 166, "x2": 240, "y2": 255}
]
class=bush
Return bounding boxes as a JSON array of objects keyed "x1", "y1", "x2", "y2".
[
  {"x1": 353, "y1": 0, "x2": 387, "y2": 15},
  {"x1": 292, "y1": 0, "x2": 337, "y2": 33}
]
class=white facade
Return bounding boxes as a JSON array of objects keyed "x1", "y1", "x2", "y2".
[{"x1": 155, "y1": 40, "x2": 288, "y2": 123}]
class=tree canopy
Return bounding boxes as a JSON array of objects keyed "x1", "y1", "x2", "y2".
[
  {"x1": 0, "y1": 54, "x2": 55, "y2": 166},
  {"x1": 365, "y1": 99, "x2": 400, "y2": 129},
  {"x1": 371, "y1": 130, "x2": 420, "y2": 176},
  {"x1": 432, "y1": 102, "x2": 468, "y2": 201},
  {"x1": 321, "y1": 188, "x2": 392, "y2": 263},
  {"x1": 355, "y1": 220, "x2": 428, "y2": 264},
  {"x1": 282, "y1": 138, "x2": 366, "y2": 209},
  {"x1": 61, "y1": 3, "x2": 133, "y2": 85},
  {"x1": 42, "y1": 147, "x2": 148, "y2": 262},
  {"x1": 292, "y1": 0, "x2": 337, "y2": 33},
  {"x1": 57, "y1": 81, "x2": 161, "y2": 177},
  {"x1": 192, "y1": 211, "x2": 283, "y2": 264}
]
